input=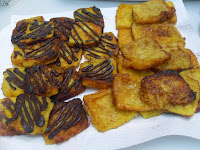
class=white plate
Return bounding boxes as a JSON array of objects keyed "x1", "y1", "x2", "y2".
[{"x1": 0, "y1": 0, "x2": 200, "y2": 150}]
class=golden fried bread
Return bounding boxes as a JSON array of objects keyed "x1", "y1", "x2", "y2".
[
  {"x1": 116, "y1": 3, "x2": 133, "y2": 29},
  {"x1": 140, "y1": 70, "x2": 196, "y2": 109},
  {"x1": 185, "y1": 49, "x2": 199, "y2": 68},
  {"x1": 132, "y1": 22, "x2": 185, "y2": 48},
  {"x1": 118, "y1": 29, "x2": 133, "y2": 49},
  {"x1": 140, "y1": 110, "x2": 164, "y2": 119},
  {"x1": 83, "y1": 88, "x2": 137, "y2": 132},
  {"x1": 51, "y1": 67, "x2": 86, "y2": 102},
  {"x1": 69, "y1": 20, "x2": 102, "y2": 48},
  {"x1": 74, "y1": 6, "x2": 104, "y2": 28},
  {"x1": 21, "y1": 20, "x2": 55, "y2": 45},
  {"x1": 2, "y1": 67, "x2": 26, "y2": 98},
  {"x1": 0, "y1": 94, "x2": 53, "y2": 136},
  {"x1": 49, "y1": 40, "x2": 82, "y2": 69},
  {"x1": 24, "y1": 65, "x2": 63, "y2": 97},
  {"x1": 11, "y1": 16, "x2": 44, "y2": 44},
  {"x1": 12, "y1": 37, "x2": 59, "y2": 68},
  {"x1": 166, "y1": 1, "x2": 177, "y2": 24},
  {"x1": 117, "y1": 55, "x2": 154, "y2": 78},
  {"x1": 84, "y1": 32, "x2": 119, "y2": 59},
  {"x1": 79, "y1": 58, "x2": 118, "y2": 89},
  {"x1": 122, "y1": 37, "x2": 171, "y2": 70},
  {"x1": 132, "y1": 0, "x2": 174, "y2": 24},
  {"x1": 43, "y1": 98, "x2": 89, "y2": 144},
  {"x1": 164, "y1": 75, "x2": 199, "y2": 117},
  {"x1": 50, "y1": 17, "x2": 74, "y2": 41},
  {"x1": 153, "y1": 47, "x2": 193, "y2": 71},
  {"x1": 113, "y1": 73, "x2": 154, "y2": 111}
]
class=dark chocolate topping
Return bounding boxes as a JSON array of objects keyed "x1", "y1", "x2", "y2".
[
  {"x1": 81, "y1": 58, "x2": 114, "y2": 82},
  {"x1": 74, "y1": 6, "x2": 104, "y2": 28},
  {"x1": 45, "y1": 98, "x2": 87, "y2": 139},
  {"x1": 6, "y1": 68, "x2": 26, "y2": 90},
  {"x1": 1, "y1": 94, "x2": 48, "y2": 133}
]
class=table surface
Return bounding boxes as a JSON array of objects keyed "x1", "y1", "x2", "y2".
[{"x1": 0, "y1": 0, "x2": 200, "y2": 150}]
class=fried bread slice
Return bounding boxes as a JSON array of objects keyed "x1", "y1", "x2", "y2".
[
  {"x1": 166, "y1": 1, "x2": 177, "y2": 24},
  {"x1": 51, "y1": 67, "x2": 86, "y2": 102},
  {"x1": 185, "y1": 49, "x2": 199, "y2": 68},
  {"x1": 140, "y1": 70, "x2": 196, "y2": 109},
  {"x1": 117, "y1": 55, "x2": 154, "y2": 78},
  {"x1": 43, "y1": 98, "x2": 89, "y2": 144},
  {"x1": 50, "y1": 17, "x2": 74, "y2": 41},
  {"x1": 24, "y1": 65, "x2": 63, "y2": 97},
  {"x1": 83, "y1": 88, "x2": 137, "y2": 132},
  {"x1": 118, "y1": 29, "x2": 133, "y2": 49},
  {"x1": 153, "y1": 47, "x2": 193, "y2": 71},
  {"x1": 164, "y1": 75, "x2": 199, "y2": 117},
  {"x1": 132, "y1": 22, "x2": 185, "y2": 48},
  {"x1": 112, "y1": 73, "x2": 154, "y2": 111},
  {"x1": 116, "y1": 3, "x2": 133, "y2": 29},
  {"x1": 0, "y1": 94, "x2": 53, "y2": 136},
  {"x1": 140, "y1": 110, "x2": 164, "y2": 119},
  {"x1": 21, "y1": 20, "x2": 55, "y2": 45},
  {"x1": 84, "y1": 32, "x2": 119, "y2": 59},
  {"x1": 69, "y1": 20, "x2": 102, "y2": 48},
  {"x1": 11, "y1": 16, "x2": 44, "y2": 44},
  {"x1": 2, "y1": 67, "x2": 26, "y2": 98},
  {"x1": 11, "y1": 36, "x2": 59, "y2": 67},
  {"x1": 74, "y1": 6, "x2": 104, "y2": 28},
  {"x1": 122, "y1": 37, "x2": 171, "y2": 70},
  {"x1": 49, "y1": 40, "x2": 82, "y2": 69},
  {"x1": 132, "y1": 0, "x2": 174, "y2": 24},
  {"x1": 79, "y1": 58, "x2": 118, "y2": 89}
]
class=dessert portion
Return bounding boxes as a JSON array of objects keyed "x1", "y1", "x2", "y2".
[
  {"x1": 0, "y1": 94, "x2": 53, "y2": 136},
  {"x1": 43, "y1": 98, "x2": 89, "y2": 144},
  {"x1": 118, "y1": 29, "x2": 133, "y2": 49},
  {"x1": 83, "y1": 88, "x2": 137, "y2": 132},
  {"x1": 84, "y1": 32, "x2": 119, "y2": 59},
  {"x1": 79, "y1": 58, "x2": 118, "y2": 89}
]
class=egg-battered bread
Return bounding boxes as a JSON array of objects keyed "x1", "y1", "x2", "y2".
[
  {"x1": 140, "y1": 110, "x2": 164, "y2": 119},
  {"x1": 118, "y1": 29, "x2": 133, "y2": 49},
  {"x1": 166, "y1": 1, "x2": 177, "y2": 24},
  {"x1": 79, "y1": 58, "x2": 118, "y2": 89},
  {"x1": 83, "y1": 88, "x2": 137, "y2": 132},
  {"x1": 0, "y1": 94, "x2": 53, "y2": 136},
  {"x1": 43, "y1": 98, "x2": 89, "y2": 144}
]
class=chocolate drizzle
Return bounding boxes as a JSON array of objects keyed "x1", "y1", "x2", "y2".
[
  {"x1": 84, "y1": 33, "x2": 118, "y2": 59},
  {"x1": 81, "y1": 59, "x2": 114, "y2": 82},
  {"x1": 45, "y1": 98, "x2": 87, "y2": 139},
  {"x1": 26, "y1": 20, "x2": 54, "y2": 40},
  {"x1": 74, "y1": 6, "x2": 104, "y2": 28},
  {"x1": 24, "y1": 65, "x2": 62, "y2": 95},
  {"x1": 1, "y1": 94, "x2": 48, "y2": 133},
  {"x1": 6, "y1": 68, "x2": 26, "y2": 90}
]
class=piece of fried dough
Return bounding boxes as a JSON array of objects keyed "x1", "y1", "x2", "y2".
[
  {"x1": 51, "y1": 67, "x2": 86, "y2": 102},
  {"x1": 79, "y1": 58, "x2": 118, "y2": 89},
  {"x1": 83, "y1": 88, "x2": 137, "y2": 132},
  {"x1": 43, "y1": 98, "x2": 89, "y2": 144},
  {"x1": 185, "y1": 49, "x2": 199, "y2": 68},
  {"x1": 132, "y1": 0, "x2": 174, "y2": 24},
  {"x1": 116, "y1": 3, "x2": 133, "y2": 29},
  {"x1": 117, "y1": 55, "x2": 154, "y2": 78},
  {"x1": 166, "y1": 1, "x2": 177, "y2": 24},
  {"x1": 122, "y1": 37, "x2": 170, "y2": 70},
  {"x1": 74, "y1": 6, "x2": 104, "y2": 28},
  {"x1": 164, "y1": 75, "x2": 199, "y2": 117},
  {"x1": 140, "y1": 70, "x2": 196, "y2": 109},
  {"x1": 153, "y1": 47, "x2": 193, "y2": 71},
  {"x1": 11, "y1": 44, "x2": 25, "y2": 66},
  {"x1": 140, "y1": 110, "x2": 164, "y2": 119},
  {"x1": 118, "y1": 29, "x2": 133, "y2": 49},
  {"x1": 132, "y1": 22, "x2": 185, "y2": 48},
  {"x1": 2, "y1": 67, "x2": 26, "y2": 98},
  {"x1": 49, "y1": 40, "x2": 82, "y2": 69},
  {"x1": 69, "y1": 20, "x2": 102, "y2": 48},
  {"x1": 113, "y1": 73, "x2": 154, "y2": 111},
  {"x1": 84, "y1": 32, "x2": 119, "y2": 59},
  {"x1": 0, "y1": 94, "x2": 53, "y2": 136}
]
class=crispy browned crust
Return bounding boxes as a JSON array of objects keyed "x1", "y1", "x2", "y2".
[
  {"x1": 185, "y1": 49, "x2": 199, "y2": 68},
  {"x1": 43, "y1": 99, "x2": 89, "y2": 144},
  {"x1": 82, "y1": 77, "x2": 112, "y2": 89},
  {"x1": 140, "y1": 70, "x2": 196, "y2": 109}
]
